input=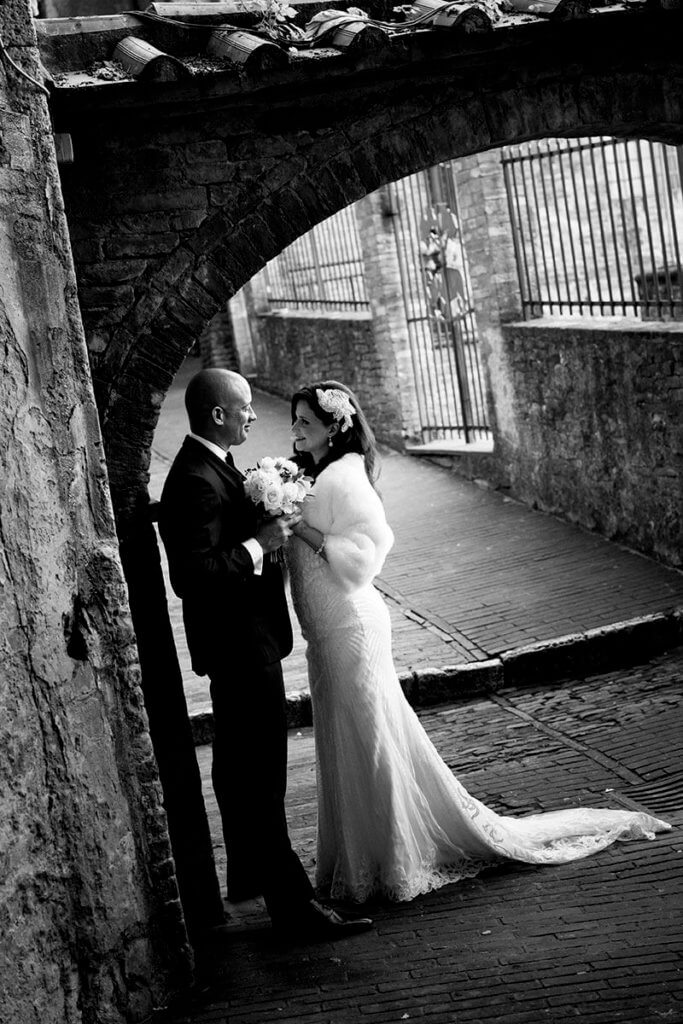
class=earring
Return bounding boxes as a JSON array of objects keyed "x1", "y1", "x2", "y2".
[{"x1": 328, "y1": 435, "x2": 334, "y2": 447}]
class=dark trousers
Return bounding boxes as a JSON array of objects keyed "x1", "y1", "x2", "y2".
[{"x1": 209, "y1": 659, "x2": 314, "y2": 922}]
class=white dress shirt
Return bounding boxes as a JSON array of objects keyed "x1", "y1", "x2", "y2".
[{"x1": 188, "y1": 433, "x2": 264, "y2": 575}]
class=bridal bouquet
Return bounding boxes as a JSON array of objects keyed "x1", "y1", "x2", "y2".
[{"x1": 244, "y1": 456, "x2": 312, "y2": 517}]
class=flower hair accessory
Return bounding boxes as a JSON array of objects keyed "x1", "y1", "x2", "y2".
[{"x1": 316, "y1": 388, "x2": 355, "y2": 433}]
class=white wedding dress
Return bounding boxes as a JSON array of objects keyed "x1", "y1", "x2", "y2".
[{"x1": 287, "y1": 452, "x2": 670, "y2": 903}]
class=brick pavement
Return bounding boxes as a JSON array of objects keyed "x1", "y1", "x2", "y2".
[
  {"x1": 150, "y1": 357, "x2": 683, "y2": 720},
  {"x1": 164, "y1": 649, "x2": 683, "y2": 1024}
]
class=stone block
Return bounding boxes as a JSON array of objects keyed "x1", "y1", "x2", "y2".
[
  {"x1": 105, "y1": 234, "x2": 179, "y2": 259},
  {"x1": 158, "y1": 294, "x2": 202, "y2": 338},
  {"x1": 120, "y1": 287, "x2": 166, "y2": 337},
  {"x1": 80, "y1": 259, "x2": 147, "y2": 285},
  {"x1": 184, "y1": 139, "x2": 228, "y2": 164},
  {"x1": 153, "y1": 246, "x2": 195, "y2": 291},
  {"x1": 177, "y1": 275, "x2": 217, "y2": 322},
  {"x1": 328, "y1": 151, "x2": 368, "y2": 205},
  {"x1": 410, "y1": 660, "x2": 503, "y2": 708},
  {"x1": 193, "y1": 255, "x2": 236, "y2": 304},
  {"x1": 171, "y1": 209, "x2": 207, "y2": 232},
  {"x1": 80, "y1": 284, "x2": 135, "y2": 311},
  {"x1": 501, "y1": 611, "x2": 683, "y2": 688},
  {"x1": 187, "y1": 207, "x2": 239, "y2": 255},
  {"x1": 70, "y1": 239, "x2": 104, "y2": 263},
  {"x1": 123, "y1": 188, "x2": 208, "y2": 214},
  {"x1": 118, "y1": 212, "x2": 172, "y2": 234}
]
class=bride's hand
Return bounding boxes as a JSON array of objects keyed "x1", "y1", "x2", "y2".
[
  {"x1": 290, "y1": 518, "x2": 306, "y2": 538},
  {"x1": 283, "y1": 511, "x2": 303, "y2": 534},
  {"x1": 256, "y1": 513, "x2": 301, "y2": 553}
]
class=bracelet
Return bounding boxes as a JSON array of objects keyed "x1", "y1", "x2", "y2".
[{"x1": 314, "y1": 536, "x2": 326, "y2": 557}]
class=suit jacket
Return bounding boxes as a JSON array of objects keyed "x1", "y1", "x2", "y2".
[{"x1": 158, "y1": 437, "x2": 293, "y2": 677}]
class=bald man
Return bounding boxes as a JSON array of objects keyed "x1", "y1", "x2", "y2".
[{"x1": 159, "y1": 369, "x2": 371, "y2": 938}]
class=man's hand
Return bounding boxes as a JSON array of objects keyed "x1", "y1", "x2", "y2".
[{"x1": 255, "y1": 513, "x2": 302, "y2": 553}]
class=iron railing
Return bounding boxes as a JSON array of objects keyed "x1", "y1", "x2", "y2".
[
  {"x1": 262, "y1": 204, "x2": 369, "y2": 311},
  {"x1": 502, "y1": 137, "x2": 683, "y2": 320}
]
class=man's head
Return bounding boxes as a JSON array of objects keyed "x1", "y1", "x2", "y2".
[{"x1": 185, "y1": 369, "x2": 256, "y2": 449}]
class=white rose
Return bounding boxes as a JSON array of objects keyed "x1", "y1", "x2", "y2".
[
  {"x1": 263, "y1": 483, "x2": 284, "y2": 513},
  {"x1": 280, "y1": 481, "x2": 301, "y2": 513},
  {"x1": 245, "y1": 469, "x2": 269, "y2": 503}
]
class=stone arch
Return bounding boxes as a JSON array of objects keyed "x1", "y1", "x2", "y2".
[{"x1": 56, "y1": 40, "x2": 682, "y2": 528}]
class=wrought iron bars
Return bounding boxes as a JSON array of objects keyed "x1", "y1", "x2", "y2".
[
  {"x1": 262, "y1": 204, "x2": 369, "y2": 311},
  {"x1": 502, "y1": 137, "x2": 683, "y2": 321}
]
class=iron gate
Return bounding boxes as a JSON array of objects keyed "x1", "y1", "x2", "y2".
[{"x1": 388, "y1": 164, "x2": 490, "y2": 445}]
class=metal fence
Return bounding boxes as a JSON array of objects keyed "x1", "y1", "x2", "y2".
[
  {"x1": 502, "y1": 137, "x2": 683, "y2": 320},
  {"x1": 388, "y1": 164, "x2": 490, "y2": 444},
  {"x1": 262, "y1": 204, "x2": 369, "y2": 311}
]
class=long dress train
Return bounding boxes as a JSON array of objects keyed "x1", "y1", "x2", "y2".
[{"x1": 287, "y1": 453, "x2": 670, "y2": 903}]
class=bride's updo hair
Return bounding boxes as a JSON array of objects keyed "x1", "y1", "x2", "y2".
[{"x1": 291, "y1": 380, "x2": 379, "y2": 485}]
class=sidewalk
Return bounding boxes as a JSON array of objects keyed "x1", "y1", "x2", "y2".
[{"x1": 150, "y1": 356, "x2": 683, "y2": 723}]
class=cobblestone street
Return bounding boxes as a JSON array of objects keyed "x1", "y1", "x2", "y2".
[{"x1": 166, "y1": 649, "x2": 683, "y2": 1024}]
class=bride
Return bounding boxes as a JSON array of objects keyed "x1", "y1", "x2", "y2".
[{"x1": 287, "y1": 380, "x2": 670, "y2": 904}]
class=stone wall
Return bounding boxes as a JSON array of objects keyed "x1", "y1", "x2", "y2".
[
  {"x1": 496, "y1": 319, "x2": 683, "y2": 567},
  {"x1": 248, "y1": 308, "x2": 408, "y2": 443},
  {"x1": 0, "y1": 0, "x2": 191, "y2": 1020}
]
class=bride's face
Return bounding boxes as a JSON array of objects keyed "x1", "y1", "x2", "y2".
[{"x1": 292, "y1": 399, "x2": 334, "y2": 464}]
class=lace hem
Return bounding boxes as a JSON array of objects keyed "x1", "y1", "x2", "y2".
[{"x1": 318, "y1": 856, "x2": 499, "y2": 905}]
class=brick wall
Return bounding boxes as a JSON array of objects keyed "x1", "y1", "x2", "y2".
[{"x1": 497, "y1": 319, "x2": 683, "y2": 567}]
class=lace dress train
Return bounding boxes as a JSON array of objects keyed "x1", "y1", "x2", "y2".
[{"x1": 287, "y1": 454, "x2": 671, "y2": 904}]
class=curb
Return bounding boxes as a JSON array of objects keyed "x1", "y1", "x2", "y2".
[{"x1": 189, "y1": 606, "x2": 683, "y2": 746}]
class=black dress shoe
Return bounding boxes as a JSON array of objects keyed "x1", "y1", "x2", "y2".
[{"x1": 273, "y1": 899, "x2": 373, "y2": 939}]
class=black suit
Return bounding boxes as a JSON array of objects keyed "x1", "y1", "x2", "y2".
[{"x1": 159, "y1": 436, "x2": 313, "y2": 919}]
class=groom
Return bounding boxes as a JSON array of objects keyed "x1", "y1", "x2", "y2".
[{"x1": 158, "y1": 368, "x2": 371, "y2": 938}]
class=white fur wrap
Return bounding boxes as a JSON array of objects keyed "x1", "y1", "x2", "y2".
[{"x1": 303, "y1": 453, "x2": 394, "y2": 593}]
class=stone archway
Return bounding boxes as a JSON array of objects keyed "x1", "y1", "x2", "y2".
[
  {"x1": 47, "y1": 16, "x2": 683, "y2": 521},
  {"x1": 43, "y1": 3, "x2": 683, "y2": 927}
]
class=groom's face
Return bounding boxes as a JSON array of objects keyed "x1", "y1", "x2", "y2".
[{"x1": 218, "y1": 378, "x2": 256, "y2": 448}]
